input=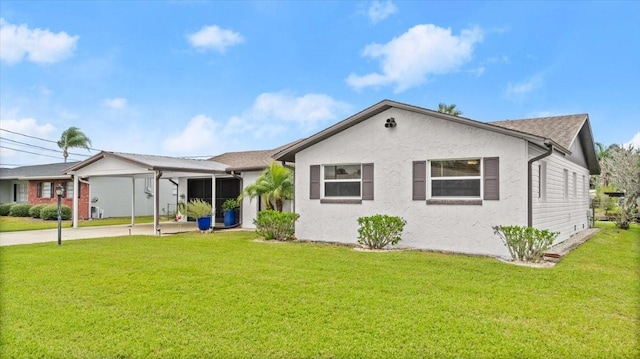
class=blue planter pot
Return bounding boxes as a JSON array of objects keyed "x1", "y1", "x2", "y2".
[
  {"x1": 197, "y1": 216, "x2": 212, "y2": 231},
  {"x1": 224, "y1": 210, "x2": 237, "y2": 227}
]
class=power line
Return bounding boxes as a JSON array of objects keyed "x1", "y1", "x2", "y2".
[
  {"x1": 0, "y1": 127, "x2": 102, "y2": 152},
  {"x1": 0, "y1": 137, "x2": 91, "y2": 157},
  {"x1": 0, "y1": 128, "x2": 58, "y2": 143},
  {"x1": 0, "y1": 145, "x2": 66, "y2": 159}
]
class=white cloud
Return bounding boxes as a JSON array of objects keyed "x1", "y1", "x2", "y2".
[
  {"x1": 186, "y1": 25, "x2": 244, "y2": 53},
  {"x1": 346, "y1": 24, "x2": 483, "y2": 92},
  {"x1": 624, "y1": 132, "x2": 640, "y2": 149},
  {"x1": 162, "y1": 115, "x2": 220, "y2": 155},
  {"x1": 162, "y1": 92, "x2": 351, "y2": 156},
  {"x1": 506, "y1": 72, "x2": 544, "y2": 96},
  {"x1": 0, "y1": 117, "x2": 57, "y2": 166},
  {"x1": 0, "y1": 18, "x2": 79, "y2": 64},
  {"x1": 101, "y1": 98, "x2": 128, "y2": 110},
  {"x1": 250, "y1": 92, "x2": 352, "y2": 130},
  {"x1": 368, "y1": 1, "x2": 397, "y2": 24}
]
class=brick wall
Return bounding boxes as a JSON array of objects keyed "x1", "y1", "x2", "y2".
[{"x1": 28, "y1": 180, "x2": 90, "y2": 219}]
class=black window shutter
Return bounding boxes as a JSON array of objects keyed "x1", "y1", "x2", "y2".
[
  {"x1": 413, "y1": 161, "x2": 426, "y2": 200},
  {"x1": 310, "y1": 165, "x2": 320, "y2": 200},
  {"x1": 36, "y1": 182, "x2": 42, "y2": 198},
  {"x1": 49, "y1": 182, "x2": 54, "y2": 198},
  {"x1": 362, "y1": 163, "x2": 374, "y2": 200},
  {"x1": 484, "y1": 157, "x2": 500, "y2": 200},
  {"x1": 77, "y1": 180, "x2": 81, "y2": 198}
]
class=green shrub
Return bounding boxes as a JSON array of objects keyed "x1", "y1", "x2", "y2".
[
  {"x1": 253, "y1": 210, "x2": 299, "y2": 241},
  {"x1": 492, "y1": 225, "x2": 559, "y2": 262},
  {"x1": 9, "y1": 203, "x2": 32, "y2": 217},
  {"x1": 0, "y1": 202, "x2": 16, "y2": 216},
  {"x1": 40, "y1": 204, "x2": 71, "y2": 220},
  {"x1": 29, "y1": 204, "x2": 48, "y2": 218},
  {"x1": 357, "y1": 214, "x2": 406, "y2": 249}
]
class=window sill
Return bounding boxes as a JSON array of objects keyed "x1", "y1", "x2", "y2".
[
  {"x1": 320, "y1": 198, "x2": 363, "y2": 204},
  {"x1": 426, "y1": 199, "x2": 482, "y2": 206}
]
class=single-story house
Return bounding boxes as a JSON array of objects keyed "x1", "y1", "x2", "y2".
[
  {"x1": 273, "y1": 99, "x2": 599, "y2": 257},
  {"x1": 0, "y1": 162, "x2": 91, "y2": 219}
]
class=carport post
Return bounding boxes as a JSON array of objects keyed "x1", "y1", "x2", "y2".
[
  {"x1": 131, "y1": 177, "x2": 136, "y2": 226},
  {"x1": 72, "y1": 174, "x2": 79, "y2": 228},
  {"x1": 154, "y1": 171, "x2": 161, "y2": 235}
]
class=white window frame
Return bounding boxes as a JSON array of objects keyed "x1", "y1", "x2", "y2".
[
  {"x1": 42, "y1": 182, "x2": 52, "y2": 199},
  {"x1": 15, "y1": 183, "x2": 27, "y2": 202},
  {"x1": 321, "y1": 164, "x2": 362, "y2": 199},
  {"x1": 66, "y1": 182, "x2": 74, "y2": 199},
  {"x1": 563, "y1": 169, "x2": 569, "y2": 201},
  {"x1": 428, "y1": 158, "x2": 482, "y2": 199},
  {"x1": 539, "y1": 162, "x2": 547, "y2": 202}
]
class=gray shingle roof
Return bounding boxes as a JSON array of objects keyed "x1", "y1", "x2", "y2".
[
  {"x1": 489, "y1": 114, "x2": 588, "y2": 150},
  {"x1": 0, "y1": 162, "x2": 77, "y2": 179},
  {"x1": 210, "y1": 139, "x2": 303, "y2": 171}
]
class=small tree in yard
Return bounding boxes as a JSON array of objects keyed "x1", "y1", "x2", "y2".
[
  {"x1": 357, "y1": 214, "x2": 406, "y2": 250},
  {"x1": 493, "y1": 225, "x2": 559, "y2": 262},
  {"x1": 601, "y1": 146, "x2": 640, "y2": 229}
]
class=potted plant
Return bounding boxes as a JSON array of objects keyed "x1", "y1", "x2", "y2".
[
  {"x1": 186, "y1": 198, "x2": 213, "y2": 231},
  {"x1": 222, "y1": 198, "x2": 240, "y2": 227}
]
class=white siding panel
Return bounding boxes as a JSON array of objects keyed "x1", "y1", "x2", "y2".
[
  {"x1": 531, "y1": 143, "x2": 591, "y2": 244},
  {"x1": 90, "y1": 177, "x2": 175, "y2": 217}
]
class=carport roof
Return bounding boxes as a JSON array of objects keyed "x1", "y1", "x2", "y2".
[{"x1": 65, "y1": 151, "x2": 229, "y2": 176}]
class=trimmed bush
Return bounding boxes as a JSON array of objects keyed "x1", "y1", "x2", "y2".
[
  {"x1": 0, "y1": 202, "x2": 16, "y2": 216},
  {"x1": 29, "y1": 204, "x2": 48, "y2": 218},
  {"x1": 9, "y1": 203, "x2": 32, "y2": 217},
  {"x1": 40, "y1": 204, "x2": 71, "y2": 220},
  {"x1": 357, "y1": 214, "x2": 406, "y2": 249},
  {"x1": 253, "y1": 210, "x2": 299, "y2": 241},
  {"x1": 493, "y1": 225, "x2": 559, "y2": 262}
]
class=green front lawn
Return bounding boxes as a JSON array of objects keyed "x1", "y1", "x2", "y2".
[
  {"x1": 1, "y1": 224, "x2": 638, "y2": 358},
  {"x1": 0, "y1": 215, "x2": 155, "y2": 232}
]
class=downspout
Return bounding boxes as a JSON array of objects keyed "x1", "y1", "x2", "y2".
[
  {"x1": 281, "y1": 161, "x2": 295, "y2": 214},
  {"x1": 527, "y1": 142, "x2": 553, "y2": 227}
]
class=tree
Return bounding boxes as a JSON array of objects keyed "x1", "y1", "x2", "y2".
[
  {"x1": 437, "y1": 103, "x2": 462, "y2": 116},
  {"x1": 57, "y1": 127, "x2": 92, "y2": 162},
  {"x1": 601, "y1": 146, "x2": 640, "y2": 229},
  {"x1": 239, "y1": 162, "x2": 293, "y2": 212}
]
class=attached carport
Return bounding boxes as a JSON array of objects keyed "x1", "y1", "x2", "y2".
[{"x1": 65, "y1": 151, "x2": 229, "y2": 234}]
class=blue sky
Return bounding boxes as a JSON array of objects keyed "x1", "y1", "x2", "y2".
[{"x1": 1, "y1": 1, "x2": 639, "y2": 167}]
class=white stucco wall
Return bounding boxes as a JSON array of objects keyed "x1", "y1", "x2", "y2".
[
  {"x1": 240, "y1": 171, "x2": 260, "y2": 229},
  {"x1": 294, "y1": 108, "x2": 531, "y2": 257}
]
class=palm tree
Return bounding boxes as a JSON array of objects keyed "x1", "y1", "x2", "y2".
[
  {"x1": 437, "y1": 103, "x2": 462, "y2": 116},
  {"x1": 239, "y1": 162, "x2": 293, "y2": 212},
  {"x1": 57, "y1": 127, "x2": 92, "y2": 162}
]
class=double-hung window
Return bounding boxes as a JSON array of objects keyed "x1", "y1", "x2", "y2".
[
  {"x1": 41, "y1": 182, "x2": 52, "y2": 198},
  {"x1": 323, "y1": 164, "x2": 361, "y2": 197},
  {"x1": 310, "y1": 163, "x2": 373, "y2": 202},
  {"x1": 430, "y1": 159, "x2": 481, "y2": 198}
]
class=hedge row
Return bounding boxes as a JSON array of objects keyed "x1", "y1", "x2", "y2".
[{"x1": 0, "y1": 203, "x2": 71, "y2": 220}]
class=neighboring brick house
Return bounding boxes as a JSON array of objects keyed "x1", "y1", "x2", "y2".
[{"x1": 0, "y1": 162, "x2": 90, "y2": 219}]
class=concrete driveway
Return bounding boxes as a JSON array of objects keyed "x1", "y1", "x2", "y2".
[{"x1": 0, "y1": 222, "x2": 199, "y2": 246}]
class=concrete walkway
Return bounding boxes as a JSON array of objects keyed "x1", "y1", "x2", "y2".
[{"x1": 0, "y1": 222, "x2": 201, "y2": 246}]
